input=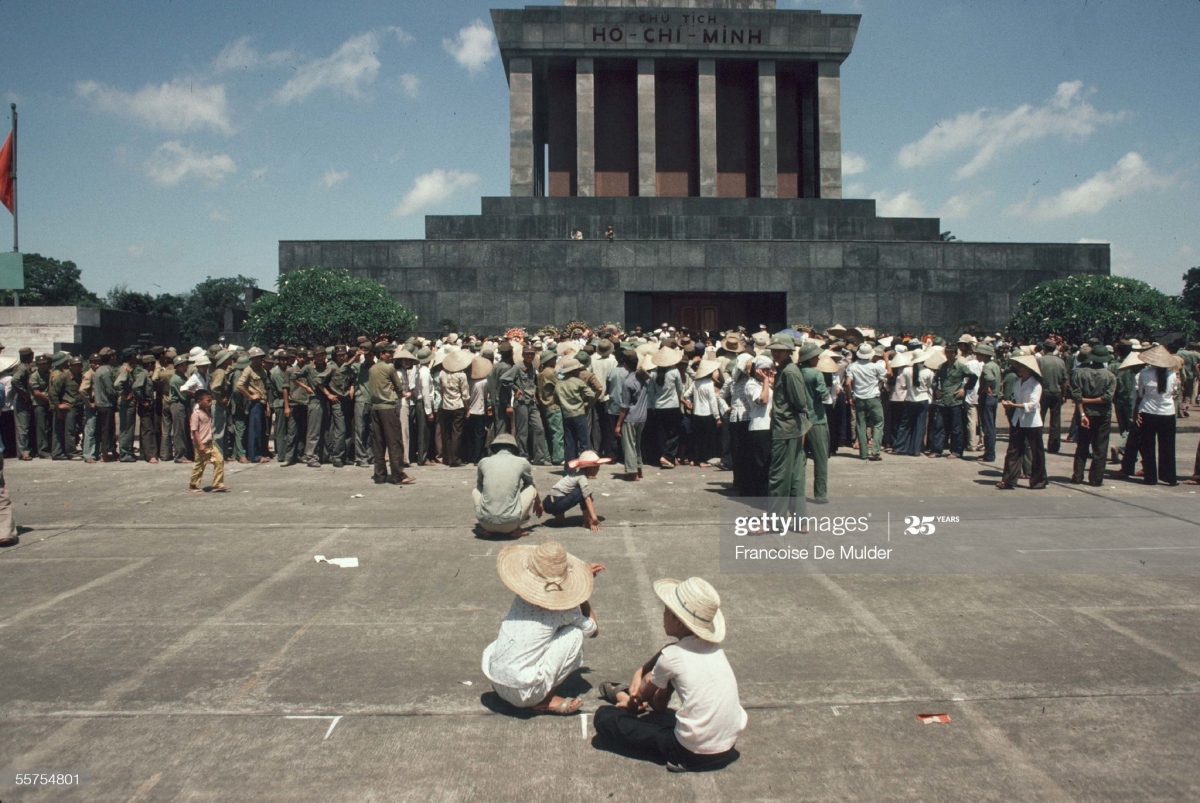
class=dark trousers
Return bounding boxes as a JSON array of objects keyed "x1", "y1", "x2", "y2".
[
  {"x1": 1138, "y1": 413, "x2": 1176, "y2": 485},
  {"x1": 650, "y1": 407, "x2": 682, "y2": 462},
  {"x1": 933, "y1": 406, "x2": 964, "y2": 457},
  {"x1": 371, "y1": 406, "x2": 405, "y2": 479},
  {"x1": 52, "y1": 407, "x2": 79, "y2": 458},
  {"x1": 463, "y1": 412, "x2": 487, "y2": 464},
  {"x1": 562, "y1": 413, "x2": 590, "y2": 469},
  {"x1": 246, "y1": 400, "x2": 266, "y2": 462},
  {"x1": 1072, "y1": 408, "x2": 1111, "y2": 485},
  {"x1": 729, "y1": 420, "x2": 749, "y2": 494},
  {"x1": 893, "y1": 401, "x2": 928, "y2": 456},
  {"x1": 138, "y1": 407, "x2": 158, "y2": 461},
  {"x1": 744, "y1": 429, "x2": 772, "y2": 497},
  {"x1": 593, "y1": 706, "x2": 735, "y2": 771},
  {"x1": 305, "y1": 398, "x2": 327, "y2": 463},
  {"x1": 33, "y1": 404, "x2": 51, "y2": 457},
  {"x1": 513, "y1": 402, "x2": 547, "y2": 464},
  {"x1": 597, "y1": 406, "x2": 618, "y2": 459},
  {"x1": 286, "y1": 404, "x2": 309, "y2": 463},
  {"x1": 1002, "y1": 425, "x2": 1047, "y2": 487},
  {"x1": 1042, "y1": 393, "x2": 1063, "y2": 452},
  {"x1": 95, "y1": 406, "x2": 116, "y2": 459},
  {"x1": 543, "y1": 486, "x2": 585, "y2": 517},
  {"x1": 978, "y1": 395, "x2": 998, "y2": 461},
  {"x1": 273, "y1": 406, "x2": 288, "y2": 462},
  {"x1": 690, "y1": 415, "x2": 718, "y2": 464},
  {"x1": 170, "y1": 402, "x2": 191, "y2": 460},
  {"x1": 439, "y1": 408, "x2": 465, "y2": 466}
]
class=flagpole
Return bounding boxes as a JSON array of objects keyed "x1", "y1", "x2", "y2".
[{"x1": 10, "y1": 103, "x2": 17, "y2": 307}]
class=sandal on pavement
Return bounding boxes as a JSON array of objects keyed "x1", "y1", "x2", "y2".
[
  {"x1": 533, "y1": 697, "x2": 581, "y2": 716},
  {"x1": 211, "y1": 485, "x2": 231, "y2": 493},
  {"x1": 599, "y1": 682, "x2": 630, "y2": 705}
]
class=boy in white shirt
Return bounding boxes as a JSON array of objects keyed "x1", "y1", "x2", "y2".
[{"x1": 594, "y1": 576, "x2": 746, "y2": 772}]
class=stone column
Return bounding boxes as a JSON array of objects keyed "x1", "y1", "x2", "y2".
[
  {"x1": 758, "y1": 60, "x2": 778, "y2": 199},
  {"x1": 576, "y1": 58, "x2": 595, "y2": 198},
  {"x1": 817, "y1": 61, "x2": 842, "y2": 199},
  {"x1": 637, "y1": 59, "x2": 656, "y2": 198},
  {"x1": 509, "y1": 58, "x2": 534, "y2": 197},
  {"x1": 698, "y1": 59, "x2": 717, "y2": 198}
]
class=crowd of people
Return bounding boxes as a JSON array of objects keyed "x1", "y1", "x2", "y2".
[{"x1": 1, "y1": 323, "x2": 1198, "y2": 501}]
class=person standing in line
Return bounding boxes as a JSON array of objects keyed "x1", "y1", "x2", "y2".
[
  {"x1": 29, "y1": 353, "x2": 53, "y2": 459},
  {"x1": 683, "y1": 358, "x2": 724, "y2": 467},
  {"x1": 973, "y1": 344, "x2": 1001, "y2": 463},
  {"x1": 153, "y1": 347, "x2": 173, "y2": 461},
  {"x1": 649, "y1": 349, "x2": 686, "y2": 469},
  {"x1": 207, "y1": 350, "x2": 235, "y2": 459},
  {"x1": 1037, "y1": 340, "x2": 1068, "y2": 454},
  {"x1": 998, "y1": 355, "x2": 1047, "y2": 490},
  {"x1": 845, "y1": 343, "x2": 888, "y2": 462},
  {"x1": 537, "y1": 351, "x2": 565, "y2": 466},
  {"x1": 603, "y1": 346, "x2": 630, "y2": 467},
  {"x1": 49, "y1": 354, "x2": 83, "y2": 460},
  {"x1": 324, "y1": 345, "x2": 354, "y2": 468},
  {"x1": 354, "y1": 345, "x2": 377, "y2": 468},
  {"x1": 740, "y1": 354, "x2": 774, "y2": 498},
  {"x1": 767, "y1": 335, "x2": 811, "y2": 517},
  {"x1": 591, "y1": 339, "x2": 618, "y2": 457},
  {"x1": 931, "y1": 345, "x2": 967, "y2": 459},
  {"x1": 367, "y1": 343, "x2": 414, "y2": 486},
  {"x1": 1133, "y1": 345, "x2": 1179, "y2": 486},
  {"x1": 302, "y1": 348, "x2": 334, "y2": 467},
  {"x1": 133, "y1": 354, "x2": 159, "y2": 463},
  {"x1": 488, "y1": 342, "x2": 516, "y2": 439},
  {"x1": 1069, "y1": 344, "x2": 1116, "y2": 486},
  {"x1": 501, "y1": 344, "x2": 549, "y2": 465},
  {"x1": 169, "y1": 354, "x2": 193, "y2": 463},
  {"x1": 439, "y1": 348, "x2": 472, "y2": 467},
  {"x1": 268, "y1": 350, "x2": 291, "y2": 463},
  {"x1": 235, "y1": 347, "x2": 271, "y2": 464},
  {"x1": 555, "y1": 356, "x2": 596, "y2": 472},
  {"x1": 615, "y1": 352, "x2": 652, "y2": 482},
  {"x1": 80, "y1": 354, "x2": 99, "y2": 463},
  {"x1": 283, "y1": 350, "x2": 309, "y2": 466},
  {"x1": 798, "y1": 341, "x2": 830, "y2": 503},
  {"x1": 463, "y1": 356, "x2": 491, "y2": 465},
  {"x1": 11, "y1": 347, "x2": 34, "y2": 460},
  {"x1": 0, "y1": 377, "x2": 19, "y2": 546}
]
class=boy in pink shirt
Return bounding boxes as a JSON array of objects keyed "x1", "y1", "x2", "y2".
[{"x1": 189, "y1": 390, "x2": 229, "y2": 493}]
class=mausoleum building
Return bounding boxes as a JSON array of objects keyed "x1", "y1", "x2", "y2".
[{"x1": 279, "y1": 0, "x2": 1108, "y2": 336}]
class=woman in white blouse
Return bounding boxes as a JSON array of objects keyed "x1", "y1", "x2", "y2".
[
  {"x1": 1134, "y1": 346, "x2": 1179, "y2": 485},
  {"x1": 683, "y1": 360, "x2": 727, "y2": 466},
  {"x1": 998, "y1": 355, "x2": 1047, "y2": 489},
  {"x1": 741, "y1": 355, "x2": 774, "y2": 497},
  {"x1": 894, "y1": 352, "x2": 934, "y2": 456}
]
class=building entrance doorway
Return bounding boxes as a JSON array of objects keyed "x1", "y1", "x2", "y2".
[{"x1": 624, "y1": 293, "x2": 787, "y2": 335}]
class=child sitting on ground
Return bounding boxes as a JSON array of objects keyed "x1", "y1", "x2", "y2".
[
  {"x1": 188, "y1": 389, "x2": 229, "y2": 494},
  {"x1": 543, "y1": 450, "x2": 610, "y2": 531},
  {"x1": 593, "y1": 576, "x2": 746, "y2": 772}
]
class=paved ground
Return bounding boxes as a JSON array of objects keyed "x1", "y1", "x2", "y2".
[{"x1": 2, "y1": 433, "x2": 1200, "y2": 802}]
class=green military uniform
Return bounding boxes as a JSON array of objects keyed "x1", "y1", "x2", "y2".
[
  {"x1": 326, "y1": 353, "x2": 355, "y2": 466},
  {"x1": 132, "y1": 356, "x2": 158, "y2": 461},
  {"x1": 301, "y1": 357, "x2": 334, "y2": 465},
  {"x1": 934, "y1": 358, "x2": 969, "y2": 457},
  {"x1": 767, "y1": 337, "x2": 811, "y2": 517},
  {"x1": 29, "y1": 360, "x2": 54, "y2": 458},
  {"x1": 112, "y1": 357, "x2": 141, "y2": 462},
  {"x1": 367, "y1": 355, "x2": 406, "y2": 481},
  {"x1": 1070, "y1": 347, "x2": 1117, "y2": 486},
  {"x1": 285, "y1": 360, "x2": 312, "y2": 464},
  {"x1": 228, "y1": 355, "x2": 250, "y2": 461},
  {"x1": 537, "y1": 358, "x2": 564, "y2": 465},
  {"x1": 208, "y1": 353, "x2": 235, "y2": 458},
  {"x1": 11, "y1": 355, "x2": 34, "y2": 458},
  {"x1": 152, "y1": 358, "x2": 173, "y2": 460},
  {"x1": 168, "y1": 362, "x2": 191, "y2": 461},
  {"x1": 269, "y1": 359, "x2": 290, "y2": 463},
  {"x1": 48, "y1": 356, "x2": 83, "y2": 459},
  {"x1": 353, "y1": 356, "x2": 375, "y2": 466},
  {"x1": 800, "y1": 362, "x2": 829, "y2": 502}
]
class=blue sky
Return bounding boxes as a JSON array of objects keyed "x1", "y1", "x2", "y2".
[{"x1": 1, "y1": 0, "x2": 1197, "y2": 297}]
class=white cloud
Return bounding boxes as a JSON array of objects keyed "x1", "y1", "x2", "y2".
[
  {"x1": 443, "y1": 20, "x2": 497, "y2": 75},
  {"x1": 937, "y1": 192, "x2": 988, "y2": 220},
  {"x1": 392, "y1": 169, "x2": 480, "y2": 216},
  {"x1": 208, "y1": 206, "x2": 232, "y2": 223},
  {"x1": 76, "y1": 79, "x2": 233, "y2": 135},
  {"x1": 1077, "y1": 238, "x2": 1110, "y2": 244},
  {"x1": 399, "y1": 73, "x2": 421, "y2": 98},
  {"x1": 275, "y1": 28, "x2": 410, "y2": 104},
  {"x1": 1005, "y1": 152, "x2": 1172, "y2": 221},
  {"x1": 898, "y1": 81, "x2": 1123, "y2": 179},
  {"x1": 322, "y1": 167, "x2": 348, "y2": 188},
  {"x1": 841, "y1": 151, "x2": 868, "y2": 176},
  {"x1": 145, "y1": 141, "x2": 236, "y2": 186},
  {"x1": 871, "y1": 189, "x2": 928, "y2": 218},
  {"x1": 212, "y1": 36, "x2": 294, "y2": 73},
  {"x1": 843, "y1": 182, "x2": 868, "y2": 198}
]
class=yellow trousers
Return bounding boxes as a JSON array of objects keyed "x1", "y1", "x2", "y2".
[{"x1": 189, "y1": 442, "x2": 225, "y2": 488}]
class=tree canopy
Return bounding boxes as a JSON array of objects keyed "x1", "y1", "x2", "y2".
[
  {"x1": 1007, "y1": 274, "x2": 1194, "y2": 344},
  {"x1": 6, "y1": 253, "x2": 102, "y2": 307},
  {"x1": 1178, "y1": 267, "x2": 1200, "y2": 326},
  {"x1": 106, "y1": 284, "x2": 185, "y2": 318},
  {"x1": 247, "y1": 266, "x2": 416, "y2": 346},
  {"x1": 176, "y1": 275, "x2": 258, "y2": 345}
]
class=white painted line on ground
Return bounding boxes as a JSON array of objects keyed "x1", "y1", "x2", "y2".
[
  {"x1": 1076, "y1": 609, "x2": 1200, "y2": 679},
  {"x1": 285, "y1": 715, "x2": 342, "y2": 740},
  {"x1": 580, "y1": 712, "x2": 588, "y2": 739}
]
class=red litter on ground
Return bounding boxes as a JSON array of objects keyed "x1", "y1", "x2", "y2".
[{"x1": 917, "y1": 713, "x2": 951, "y2": 724}]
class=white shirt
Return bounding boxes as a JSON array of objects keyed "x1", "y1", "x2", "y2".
[
  {"x1": 467, "y1": 376, "x2": 488, "y2": 415},
  {"x1": 590, "y1": 354, "x2": 617, "y2": 402},
  {"x1": 743, "y1": 377, "x2": 772, "y2": 431},
  {"x1": 846, "y1": 360, "x2": 886, "y2": 400},
  {"x1": 685, "y1": 376, "x2": 725, "y2": 418},
  {"x1": 482, "y1": 596, "x2": 595, "y2": 690},
  {"x1": 417, "y1": 365, "x2": 433, "y2": 415},
  {"x1": 653, "y1": 368, "x2": 684, "y2": 410},
  {"x1": 1136, "y1": 366, "x2": 1177, "y2": 416},
  {"x1": 647, "y1": 635, "x2": 748, "y2": 754},
  {"x1": 889, "y1": 369, "x2": 910, "y2": 403},
  {"x1": 1011, "y1": 376, "x2": 1043, "y2": 428},
  {"x1": 908, "y1": 367, "x2": 935, "y2": 403},
  {"x1": 964, "y1": 359, "x2": 982, "y2": 405},
  {"x1": 181, "y1": 370, "x2": 209, "y2": 394}
]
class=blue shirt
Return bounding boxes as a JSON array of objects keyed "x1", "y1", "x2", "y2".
[{"x1": 621, "y1": 371, "x2": 652, "y2": 425}]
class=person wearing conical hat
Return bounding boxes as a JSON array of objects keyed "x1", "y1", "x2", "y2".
[
  {"x1": 438, "y1": 347, "x2": 472, "y2": 467},
  {"x1": 1130, "y1": 344, "x2": 1179, "y2": 485},
  {"x1": 482, "y1": 541, "x2": 605, "y2": 715},
  {"x1": 682, "y1": 359, "x2": 725, "y2": 467},
  {"x1": 593, "y1": 576, "x2": 746, "y2": 772},
  {"x1": 998, "y1": 355, "x2": 1047, "y2": 489},
  {"x1": 1069, "y1": 345, "x2": 1117, "y2": 486},
  {"x1": 895, "y1": 350, "x2": 935, "y2": 456},
  {"x1": 649, "y1": 347, "x2": 686, "y2": 469}
]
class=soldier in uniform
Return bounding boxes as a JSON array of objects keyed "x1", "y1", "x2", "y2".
[
  {"x1": 49, "y1": 353, "x2": 82, "y2": 459},
  {"x1": 113, "y1": 348, "x2": 140, "y2": 462},
  {"x1": 797, "y1": 341, "x2": 829, "y2": 504},
  {"x1": 325, "y1": 345, "x2": 354, "y2": 468},
  {"x1": 235, "y1": 347, "x2": 271, "y2": 463},
  {"x1": 353, "y1": 344, "x2": 375, "y2": 467},
  {"x1": 135, "y1": 353, "x2": 159, "y2": 463},
  {"x1": 11, "y1": 347, "x2": 34, "y2": 459},
  {"x1": 1070, "y1": 344, "x2": 1117, "y2": 486},
  {"x1": 367, "y1": 342, "x2": 414, "y2": 485},
  {"x1": 80, "y1": 354, "x2": 99, "y2": 463},
  {"x1": 29, "y1": 353, "x2": 54, "y2": 459},
  {"x1": 268, "y1": 350, "x2": 291, "y2": 463},
  {"x1": 302, "y1": 347, "x2": 334, "y2": 467},
  {"x1": 932, "y1": 344, "x2": 969, "y2": 458},
  {"x1": 284, "y1": 349, "x2": 311, "y2": 466},
  {"x1": 152, "y1": 347, "x2": 174, "y2": 461},
  {"x1": 208, "y1": 350, "x2": 236, "y2": 458},
  {"x1": 501, "y1": 345, "x2": 548, "y2": 465},
  {"x1": 169, "y1": 354, "x2": 192, "y2": 463},
  {"x1": 488, "y1": 342, "x2": 516, "y2": 438},
  {"x1": 767, "y1": 334, "x2": 811, "y2": 517},
  {"x1": 228, "y1": 352, "x2": 250, "y2": 462}
]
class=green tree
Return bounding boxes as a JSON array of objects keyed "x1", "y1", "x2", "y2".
[
  {"x1": 247, "y1": 266, "x2": 416, "y2": 346},
  {"x1": 6, "y1": 253, "x2": 102, "y2": 306},
  {"x1": 1007, "y1": 274, "x2": 1195, "y2": 344},
  {"x1": 177, "y1": 275, "x2": 259, "y2": 345},
  {"x1": 107, "y1": 284, "x2": 186, "y2": 317},
  {"x1": 1178, "y1": 267, "x2": 1200, "y2": 326}
]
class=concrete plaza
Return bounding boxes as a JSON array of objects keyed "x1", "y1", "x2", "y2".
[{"x1": 2, "y1": 434, "x2": 1200, "y2": 801}]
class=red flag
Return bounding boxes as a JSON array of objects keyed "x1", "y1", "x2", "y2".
[{"x1": 0, "y1": 130, "x2": 12, "y2": 213}]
